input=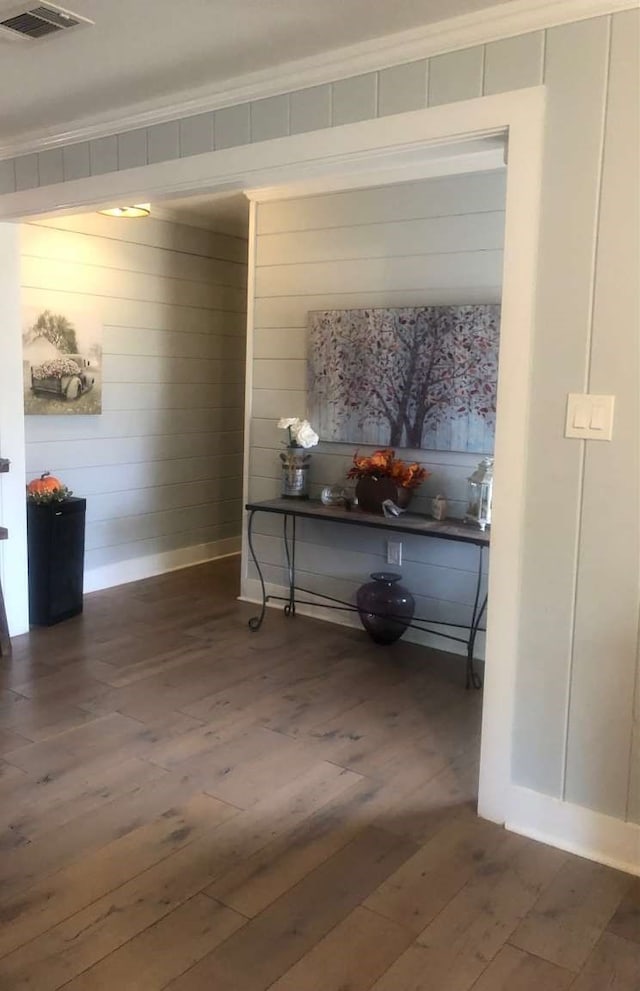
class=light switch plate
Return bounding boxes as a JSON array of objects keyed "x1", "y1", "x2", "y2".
[{"x1": 565, "y1": 393, "x2": 615, "y2": 440}]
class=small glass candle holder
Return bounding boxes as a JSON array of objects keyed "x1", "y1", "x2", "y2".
[{"x1": 320, "y1": 485, "x2": 348, "y2": 506}]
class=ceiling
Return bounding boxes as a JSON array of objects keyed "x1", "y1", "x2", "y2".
[{"x1": 0, "y1": 0, "x2": 514, "y2": 147}]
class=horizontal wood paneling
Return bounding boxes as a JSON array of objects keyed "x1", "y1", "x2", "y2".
[
  {"x1": 254, "y1": 251, "x2": 503, "y2": 298},
  {"x1": 248, "y1": 171, "x2": 505, "y2": 655},
  {"x1": 22, "y1": 286, "x2": 246, "y2": 335},
  {"x1": 102, "y1": 354, "x2": 244, "y2": 385},
  {"x1": 26, "y1": 408, "x2": 243, "y2": 443},
  {"x1": 104, "y1": 326, "x2": 246, "y2": 360},
  {"x1": 35, "y1": 214, "x2": 249, "y2": 264},
  {"x1": 22, "y1": 256, "x2": 246, "y2": 311},
  {"x1": 250, "y1": 532, "x2": 484, "y2": 605},
  {"x1": 256, "y1": 171, "x2": 506, "y2": 234},
  {"x1": 85, "y1": 501, "x2": 241, "y2": 551},
  {"x1": 252, "y1": 389, "x2": 307, "y2": 420},
  {"x1": 254, "y1": 287, "x2": 502, "y2": 329},
  {"x1": 254, "y1": 327, "x2": 307, "y2": 360},
  {"x1": 26, "y1": 431, "x2": 242, "y2": 472},
  {"x1": 253, "y1": 359, "x2": 306, "y2": 391},
  {"x1": 256, "y1": 211, "x2": 505, "y2": 265},
  {"x1": 84, "y1": 521, "x2": 240, "y2": 571},
  {"x1": 85, "y1": 477, "x2": 243, "y2": 524},
  {"x1": 22, "y1": 212, "x2": 248, "y2": 581},
  {"x1": 22, "y1": 224, "x2": 247, "y2": 287},
  {"x1": 102, "y1": 382, "x2": 245, "y2": 412},
  {"x1": 58, "y1": 454, "x2": 243, "y2": 496},
  {"x1": 249, "y1": 512, "x2": 488, "y2": 575}
]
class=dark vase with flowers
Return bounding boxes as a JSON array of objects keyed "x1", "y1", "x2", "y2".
[
  {"x1": 355, "y1": 476, "x2": 413, "y2": 514},
  {"x1": 348, "y1": 448, "x2": 428, "y2": 516},
  {"x1": 356, "y1": 572, "x2": 415, "y2": 644}
]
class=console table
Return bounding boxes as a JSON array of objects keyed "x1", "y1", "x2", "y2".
[{"x1": 246, "y1": 498, "x2": 490, "y2": 689}]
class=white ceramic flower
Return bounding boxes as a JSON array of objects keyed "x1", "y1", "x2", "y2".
[
  {"x1": 277, "y1": 417, "x2": 300, "y2": 430},
  {"x1": 295, "y1": 420, "x2": 319, "y2": 449}
]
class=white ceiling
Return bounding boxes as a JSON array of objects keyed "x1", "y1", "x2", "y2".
[{"x1": 0, "y1": 0, "x2": 514, "y2": 146}]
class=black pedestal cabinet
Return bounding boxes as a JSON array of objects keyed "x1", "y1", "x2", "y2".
[{"x1": 27, "y1": 498, "x2": 86, "y2": 626}]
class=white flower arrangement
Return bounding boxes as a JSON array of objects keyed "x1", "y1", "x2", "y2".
[{"x1": 277, "y1": 417, "x2": 319, "y2": 450}]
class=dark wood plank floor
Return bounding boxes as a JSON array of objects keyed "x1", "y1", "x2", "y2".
[{"x1": 0, "y1": 557, "x2": 638, "y2": 990}]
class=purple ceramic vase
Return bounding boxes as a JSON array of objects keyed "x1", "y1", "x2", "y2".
[{"x1": 356, "y1": 572, "x2": 415, "y2": 645}]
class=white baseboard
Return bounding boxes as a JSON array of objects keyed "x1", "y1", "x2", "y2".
[
  {"x1": 507, "y1": 785, "x2": 640, "y2": 877},
  {"x1": 84, "y1": 537, "x2": 241, "y2": 594},
  {"x1": 240, "y1": 576, "x2": 485, "y2": 660}
]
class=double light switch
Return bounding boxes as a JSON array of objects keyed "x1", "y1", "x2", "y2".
[{"x1": 565, "y1": 393, "x2": 615, "y2": 440}]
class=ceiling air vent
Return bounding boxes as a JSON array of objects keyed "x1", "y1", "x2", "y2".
[{"x1": 0, "y1": 4, "x2": 92, "y2": 40}]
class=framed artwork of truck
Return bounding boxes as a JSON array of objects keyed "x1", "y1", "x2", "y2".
[{"x1": 22, "y1": 308, "x2": 102, "y2": 416}]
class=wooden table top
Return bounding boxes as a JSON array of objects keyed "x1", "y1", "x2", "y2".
[{"x1": 246, "y1": 498, "x2": 490, "y2": 547}]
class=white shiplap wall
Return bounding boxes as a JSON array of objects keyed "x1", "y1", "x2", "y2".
[
  {"x1": 246, "y1": 170, "x2": 506, "y2": 655},
  {"x1": 21, "y1": 212, "x2": 247, "y2": 588}
]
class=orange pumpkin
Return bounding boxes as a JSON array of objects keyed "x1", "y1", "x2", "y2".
[{"x1": 27, "y1": 471, "x2": 63, "y2": 497}]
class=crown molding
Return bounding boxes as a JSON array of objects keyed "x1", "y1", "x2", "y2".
[{"x1": 0, "y1": 0, "x2": 633, "y2": 161}]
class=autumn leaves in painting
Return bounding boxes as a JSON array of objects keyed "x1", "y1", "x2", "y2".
[{"x1": 308, "y1": 305, "x2": 500, "y2": 453}]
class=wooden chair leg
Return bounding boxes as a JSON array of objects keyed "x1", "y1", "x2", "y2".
[{"x1": 0, "y1": 578, "x2": 11, "y2": 657}]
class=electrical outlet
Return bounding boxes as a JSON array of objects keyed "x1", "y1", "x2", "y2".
[{"x1": 387, "y1": 540, "x2": 402, "y2": 566}]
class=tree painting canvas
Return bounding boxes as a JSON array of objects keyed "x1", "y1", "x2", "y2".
[
  {"x1": 308, "y1": 305, "x2": 500, "y2": 452},
  {"x1": 22, "y1": 308, "x2": 102, "y2": 415}
]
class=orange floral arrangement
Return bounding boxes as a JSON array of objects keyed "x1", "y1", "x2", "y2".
[{"x1": 347, "y1": 449, "x2": 428, "y2": 490}]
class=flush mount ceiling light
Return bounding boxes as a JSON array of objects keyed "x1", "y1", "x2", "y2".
[{"x1": 98, "y1": 203, "x2": 151, "y2": 218}]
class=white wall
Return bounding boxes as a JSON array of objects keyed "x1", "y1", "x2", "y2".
[
  {"x1": 20, "y1": 212, "x2": 247, "y2": 590},
  {"x1": 0, "y1": 224, "x2": 29, "y2": 636},
  {"x1": 245, "y1": 170, "x2": 505, "y2": 655},
  {"x1": 510, "y1": 12, "x2": 639, "y2": 826}
]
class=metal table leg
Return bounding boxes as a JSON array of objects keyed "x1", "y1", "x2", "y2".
[
  {"x1": 247, "y1": 509, "x2": 267, "y2": 631},
  {"x1": 466, "y1": 545, "x2": 486, "y2": 689},
  {"x1": 283, "y1": 513, "x2": 296, "y2": 618}
]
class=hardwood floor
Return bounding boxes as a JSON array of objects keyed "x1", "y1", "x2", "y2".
[{"x1": 0, "y1": 556, "x2": 638, "y2": 990}]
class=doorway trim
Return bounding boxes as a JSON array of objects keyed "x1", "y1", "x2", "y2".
[{"x1": 0, "y1": 86, "x2": 546, "y2": 826}]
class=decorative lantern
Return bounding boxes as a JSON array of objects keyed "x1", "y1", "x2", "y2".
[{"x1": 465, "y1": 458, "x2": 494, "y2": 530}]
